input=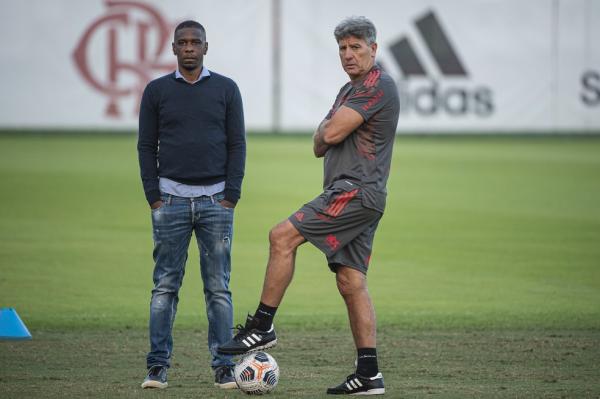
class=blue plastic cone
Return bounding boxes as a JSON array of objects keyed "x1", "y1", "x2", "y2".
[{"x1": 0, "y1": 308, "x2": 32, "y2": 340}]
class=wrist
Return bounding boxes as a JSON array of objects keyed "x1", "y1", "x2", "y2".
[
  {"x1": 146, "y1": 189, "x2": 161, "y2": 206},
  {"x1": 223, "y1": 189, "x2": 240, "y2": 205}
]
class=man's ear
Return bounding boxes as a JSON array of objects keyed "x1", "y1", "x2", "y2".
[
  {"x1": 172, "y1": 42, "x2": 176, "y2": 55},
  {"x1": 204, "y1": 42, "x2": 208, "y2": 55}
]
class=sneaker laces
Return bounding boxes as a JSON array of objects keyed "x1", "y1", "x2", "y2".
[
  {"x1": 231, "y1": 323, "x2": 249, "y2": 340},
  {"x1": 231, "y1": 314, "x2": 260, "y2": 340}
]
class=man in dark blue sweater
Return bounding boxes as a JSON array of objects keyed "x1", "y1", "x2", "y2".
[{"x1": 137, "y1": 20, "x2": 245, "y2": 390}]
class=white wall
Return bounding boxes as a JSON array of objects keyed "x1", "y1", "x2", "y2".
[{"x1": 0, "y1": 0, "x2": 598, "y2": 132}]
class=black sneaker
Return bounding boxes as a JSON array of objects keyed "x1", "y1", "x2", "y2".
[
  {"x1": 217, "y1": 314, "x2": 277, "y2": 355},
  {"x1": 214, "y1": 365, "x2": 237, "y2": 389},
  {"x1": 326, "y1": 372, "x2": 385, "y2": 395},
  {"x1": 141, "y1": 365, "x2": 168, "y2": 389}
]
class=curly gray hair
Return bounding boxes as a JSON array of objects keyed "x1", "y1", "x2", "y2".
[{"x1": 334, "y1": 16, "x2": 377, "y2": 45}]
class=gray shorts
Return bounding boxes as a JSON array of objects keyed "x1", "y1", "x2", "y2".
[{"x1": 288, "y1": 180, "x2": 382, "y2": 274}]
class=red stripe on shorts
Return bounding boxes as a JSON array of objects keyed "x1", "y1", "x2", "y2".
[{"x1": 325, "y1": 189, "x2": 359, "y2": 217}]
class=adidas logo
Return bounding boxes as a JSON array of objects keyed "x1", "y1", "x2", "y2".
[{"x1": 384, "y1": 10, "x2": 494, "y2": 117}]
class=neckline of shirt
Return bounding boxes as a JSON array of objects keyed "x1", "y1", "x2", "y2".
[{"x1": 175, "y1": 66, "x2": 211, "y2": 84}]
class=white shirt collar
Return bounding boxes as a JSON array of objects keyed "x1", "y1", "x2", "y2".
[{"x1": 175, "y1": 66, "x2": 210, "y2": 84}]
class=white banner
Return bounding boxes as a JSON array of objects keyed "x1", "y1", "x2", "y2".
[
  {"x1": 282, "y1": 0, "x2": 599, "y2": 132},
  {"x1": 0, "y1": 0, "x2": 272, "y2": 130},
  {"x1": 556, "y1": 0, "x2": 600, "y2": 130},
  {"x1": 0, "y1": 0, "x2": 598, "y2": 132}
]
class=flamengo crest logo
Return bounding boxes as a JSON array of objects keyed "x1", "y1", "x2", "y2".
[
  {"x1": 73, "y1": 0, "x2": 176, "y2": 118},
  {"x1": 386, "y1": 10, "x2": 494, "y2": 117}
]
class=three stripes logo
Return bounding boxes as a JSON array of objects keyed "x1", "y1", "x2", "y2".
[
  {"x1": 346, "y1": 376, "x2": 363, "y2": 391},
  {"x1": 385, "y1": 10, "x2": 494, "y2": 117},
  {"x1": 242, "y1": 333, "x2": 263, "y2": 348}
]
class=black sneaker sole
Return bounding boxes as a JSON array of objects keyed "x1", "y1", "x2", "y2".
[{"x1": 217, "y1": 338, "x2": 277, "y2": 355}]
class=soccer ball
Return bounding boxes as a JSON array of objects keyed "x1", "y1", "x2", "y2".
[{"x1": 234, "y1": 352, "x2": 279, "y2": 395}]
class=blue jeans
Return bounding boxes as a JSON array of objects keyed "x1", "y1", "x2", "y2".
[{"x1": 146, "y1": 192, "x2": 234, "y2": 369}]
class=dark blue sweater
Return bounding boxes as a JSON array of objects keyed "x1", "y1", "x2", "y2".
[{"x1": 137, "y1": 71, "x2": 246, "y2": 205}]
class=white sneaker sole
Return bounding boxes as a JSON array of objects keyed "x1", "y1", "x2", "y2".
[
  {"x1": 244, "y1": 338, "x2": 277, "y2": 354},
  {"x1": 141, "y1": 380, "x2": 168, "y2": 389},
  {"x1": 214, "y1": 381, "x2": 238, "y2": 389},
  {"x1": 221, "y1": 338, "x2": 277, "y2": 356},
  {"x1": 351, "y1": 388, "x2": 385, "y2": 395}
]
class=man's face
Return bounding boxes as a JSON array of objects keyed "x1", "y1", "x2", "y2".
[
  {"x1": 172, "y1": 27, "x2": 207, "y2": 71},
  {"x1": 338, "y1": 36, "x2": 377, "y2": 80}
]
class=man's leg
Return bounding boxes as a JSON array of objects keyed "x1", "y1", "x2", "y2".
[
  {"x1": 260, "y1": 220, "x2": 306, "y2": 307},
  {"x1": 194, "y1": 194, "x2": 237, "y2": 388},
  {"x1": 144, "y1": 196, "x2": 193, "y2": 388},
  {"x1": 335, "y1": 266, "x2": 376, "y2": 349},
  {"x1": 325, "y1": 265, "x2": 384, "y2": 395},
  {"x1": 217, "y1": 219, "x2": 305, "y2": 355},
  {"x1": 193, "y1": 195, "x2": 235, "y2": 369}
]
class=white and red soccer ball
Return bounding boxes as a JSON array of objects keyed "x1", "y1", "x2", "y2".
[{"x1": 234, "y1": 352, "x2": 279, "y2": 395}]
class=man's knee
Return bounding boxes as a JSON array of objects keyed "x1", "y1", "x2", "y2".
[
  {"x1": 336, "y1": 267, "x2": 367, "y2": 298},
  {"x1": 268, "y1": 223, "x2": 285, "y2": 245},
  {"x1": 269, "y1": 220, "x2": 303, "y2": 253},
  {"x1": 150, "y1": 289, "x2": 176, "y2": 310}
]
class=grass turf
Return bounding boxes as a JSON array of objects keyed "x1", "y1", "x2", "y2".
[
  {"x1": 0, "y1": 134, "x2": 599, "y2": 397},
  {"x1": 1, "y1": 328, "x2": 599, "y2": 398}
]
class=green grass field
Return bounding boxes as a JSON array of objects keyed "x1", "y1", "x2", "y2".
[{"x1": 1, "y1": 134, "x2": 599, "y2": 397}]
